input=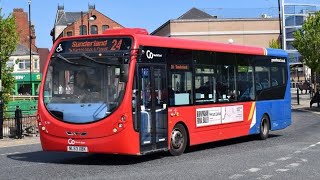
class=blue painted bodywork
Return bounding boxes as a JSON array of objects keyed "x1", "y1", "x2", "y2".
[
  {"x1": 249, "y1": 48, "x2": 291, "y2": 134},
  {"x1": 265, "y1": 48, "x2": 288, "y2": 57}
]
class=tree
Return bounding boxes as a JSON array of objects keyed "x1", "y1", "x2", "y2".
[
  {"x1": 293, "y1": 11, "x2": 320, "y2": 92},
  {"x1": 0, "y1": 9, "x2": 18, "y2": 111},
  {"x1": 269, "y1": 38, "x2": 281, "y2": 49}
]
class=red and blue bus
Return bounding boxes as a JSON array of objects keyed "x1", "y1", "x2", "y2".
[{"x1": 37, "y1": 28, "x2": 291, "y2": 156}]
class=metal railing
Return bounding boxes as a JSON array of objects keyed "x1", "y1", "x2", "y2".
[{"x1": 2, "y1": 108, "x2": 38, "y2": 138}]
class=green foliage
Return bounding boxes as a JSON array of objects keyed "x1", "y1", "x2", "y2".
[
  {"x1": 293, "y1": 11, "x2": 320, "y2": 72},
  {"x1": 269, "y1": 39, "x2": 281, "y2": 49},
  {"x1": 0, "y1": 9, "x2": 19, "y2": 109}
]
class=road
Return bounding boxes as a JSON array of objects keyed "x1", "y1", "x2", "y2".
[{"x1": 0, "y1": 110, "x2": 320, "y2": 180}]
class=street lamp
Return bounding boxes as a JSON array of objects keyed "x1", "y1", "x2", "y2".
[
  {"x1": 266, "y1": 0, "x2": 283, "y2": 49},
  {"x1": 87, "y1": 12, "x2": 96, "y2": 35},
  {"x1": 28, "y1": 0, "x2": 32, "y2": 95},
  {"x1": 278, "y1": 0, "x2": 283, "y2": 49},
  {"x1": 0, "y1": 0, "x2": 4, "y2": 139},
  {"x1": 87, "y1": 12, "x2": 91, "y2": 35},
  {"x1": 0, "y1": 39, "x2": 2, "y2": 139}
]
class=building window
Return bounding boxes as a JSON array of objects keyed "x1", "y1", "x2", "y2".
[
  {"x1": 91, "y1": 25, "x2": 98, "y2": 34},
  {"x1": 7, "y1": 59, "x2": 14, "y2": 68},
  {"x1": 66, "y1": 31, "x2": 73, "y2": 36},
  {"x1": 18, "y1": 59, "x2": 30, "y2": 70},
  {"x1": 286, "y1": 40, "x2": 296, "y2": 50},
  {"x1": 34, "y1": 59, "x2": 39, "y2": 70},
  {"x1": 285, "y1": 27, "x2": 298, "y2": 39},
  {"x1": 285, "y1": 15, "x2": 295, "y2": 26},
  {"x1": 102, "y1": 25, "x2": 109, "y2": 32},
  {"x1": 285, "y1": 15, "x2": 305, "y2": 26},
  {"x1": 79, "y1": 25, "x2": 87, "y2": 35}
]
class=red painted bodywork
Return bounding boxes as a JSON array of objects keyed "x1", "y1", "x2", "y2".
[
  {"x1": 38, "y1": 28, "x2": 263, "y2": 155},
  {"x1": 167, "y1": 102, "x2": 255, "y2": 146}
]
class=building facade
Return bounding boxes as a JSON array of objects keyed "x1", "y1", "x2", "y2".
[
  {"x1": 152, "y1": 8, "x2": 280, "y2": 48},
  {"x1": 282, "y1": 3, "x2": 320, "y2": 82},
  {"x1": 11, "y1": 9, "x2": 41, "y2": 96},
  {"x1": 8, "y1": 45, "x2": 41, "y2": 96},
  {"x1": 50, "y1": 5, "x2": 124, "y2": 43}
]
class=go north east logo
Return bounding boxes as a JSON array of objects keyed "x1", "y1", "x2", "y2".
[{"x1": 146, "y1": 50, "x2": 162, "y2": 59}]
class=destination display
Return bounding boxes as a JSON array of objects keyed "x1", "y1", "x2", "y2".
[
  {"x1": 54, "y1": 37, "x2": 132, "y2": 53},
  {"x1": 170, "y1": 64, "x2": 190, "y2": 70}
]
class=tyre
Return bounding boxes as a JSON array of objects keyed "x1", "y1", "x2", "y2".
[
  {"x1": 258, "y1": 115, "x2": 270, "y2": 140},
  {"x1": 169, "y1": 124, "x2": 187, "y2": 156}
]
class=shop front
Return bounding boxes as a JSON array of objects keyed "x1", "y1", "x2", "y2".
[{"x1": 12, "y1": 73, "x2": 42, "y2": 96}]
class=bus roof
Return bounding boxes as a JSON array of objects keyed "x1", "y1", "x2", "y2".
[
  {"x1": 102, "y1": 28, "x2": 287, "y2": 58},
  {"x1": 265, "y1": 48, "x2": 288, "y2": 58}
]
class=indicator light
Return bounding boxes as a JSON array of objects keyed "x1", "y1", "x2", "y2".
[{"x1": 113, "y1": 128, "x2": 118, "y2": 133}]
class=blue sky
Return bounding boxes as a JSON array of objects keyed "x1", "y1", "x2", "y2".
[{"x1": 1, "y1": 0, "x2": 319, "y2": 49}]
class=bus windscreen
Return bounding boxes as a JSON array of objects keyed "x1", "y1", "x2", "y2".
[{"x1": 43, "y1": 38, "x2": 131, "y2": 124}]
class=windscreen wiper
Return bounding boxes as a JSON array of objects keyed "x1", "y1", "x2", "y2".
[
  {"x1": 56, "y1": 54, "x2": 79, "y2": 65},
  {"x1": 57, "y1": 54, "x2": 97, "y2": 68}
]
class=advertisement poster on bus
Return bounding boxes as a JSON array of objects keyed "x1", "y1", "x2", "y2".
[
  {"x1": 221, "y1": 105, "x2": 244, "y2": 124},
  {"x1": 196, "y1": 105, "x2": 244, "y2": 127},
  {"x1": 196, "y1": 107, "x2": 221, "y2": 127}
]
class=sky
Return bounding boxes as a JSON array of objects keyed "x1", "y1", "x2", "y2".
[{"x1": 1, "y1": 0, "x2": 320, "y2": 49}]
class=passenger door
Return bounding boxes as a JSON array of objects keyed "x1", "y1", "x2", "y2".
[{"x1": 137, "y1": 64, "x2": 168, "y2": 153}]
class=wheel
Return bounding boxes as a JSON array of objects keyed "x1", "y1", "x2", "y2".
[
  {"x1": 169, "y1": 124, "x2": 187, "y2": 156},
  {"x1": 258, "y1": 115, "x2": 270, "y2": 140}
]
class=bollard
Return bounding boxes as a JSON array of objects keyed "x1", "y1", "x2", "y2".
[
  {"x1": 297, "y1": 88, "x2": 300, "y2": 105},
  {"x1": 14, "y1": 106, "x2": 23, "y2": 139},
  {"x1": 0, "y1": 99, "x2": 3, "y2": 139},
  {"x1": 317, "y1": 91, "x2": 320, "y2": 108}
]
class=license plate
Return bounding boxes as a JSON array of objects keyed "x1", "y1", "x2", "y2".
[{"x1": 67, "y1": 146, "x2": 88, "y2": 152}]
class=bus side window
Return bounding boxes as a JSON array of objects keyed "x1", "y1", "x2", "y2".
[{"x1": 170, "y1": 72, "x2": 192, "y2": 106}]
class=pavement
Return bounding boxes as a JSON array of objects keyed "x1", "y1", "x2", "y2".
[
  {"x1": 291, "y1": 88, "x2": 320, "y2": 114},
  {"x1": 0, "y1": 89, "x2": 318, "y2": 148},
  {"x1": 0, "y1": 135, "x2": 40, "y2": 148}
]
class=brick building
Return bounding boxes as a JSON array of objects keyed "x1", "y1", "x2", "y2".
[
  {"x1": 50, "y1": 5, "x2": 124, "y2": 43},
  {"x1": 152, "y1": 8, "x2": 280, "y2": 48},
  {"x1": 10, "y1": 8, "x2": 41, "y2": 96},
  {"x1": 12, "y1": 8, "x2": 37, "y2": 52}
]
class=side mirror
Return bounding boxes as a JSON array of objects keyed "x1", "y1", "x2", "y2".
[{"x1": 120, "y1": 64, "x2": 128, "y2": 82}]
